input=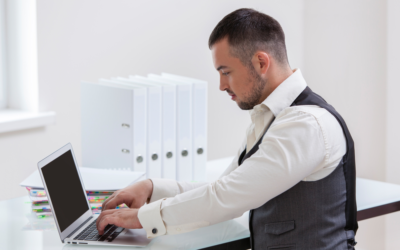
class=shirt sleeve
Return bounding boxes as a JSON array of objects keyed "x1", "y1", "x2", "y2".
[
  {"x1": 148, "y1": 179, "x2": 208, "y2": 203},
  {"x1": 138, "y1": 108, "x2": 327, "y2": 238},
  {"x1": 148, "y1": 136, "x2": 247, "y2": 203}
]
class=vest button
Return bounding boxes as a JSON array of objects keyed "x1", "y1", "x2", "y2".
[{"x1": 152, "y1": 228, "x2": 157, "y2": 234}]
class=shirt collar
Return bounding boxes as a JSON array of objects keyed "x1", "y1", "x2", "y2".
[{"x1": 252, "y1": 68, "x2": 307, "y2": 117}]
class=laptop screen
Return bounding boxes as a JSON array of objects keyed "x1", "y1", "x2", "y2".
[{"x1": 41, "y1": 150, "x2": 89, "y2": 232}]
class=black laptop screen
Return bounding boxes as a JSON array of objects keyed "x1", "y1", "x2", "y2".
[{"x1": 41, "y1": 150, "x2": 89, "y2": 232}]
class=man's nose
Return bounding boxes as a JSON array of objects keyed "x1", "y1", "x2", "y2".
[{"x1": 219, "y1": 77, "x2": 229, "y2": 91}]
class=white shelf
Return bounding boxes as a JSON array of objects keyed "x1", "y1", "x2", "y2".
[{"x1": 0, "y1": 109, "x2": 56, "y2": 133}]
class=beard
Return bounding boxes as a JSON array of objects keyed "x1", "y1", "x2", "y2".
[{"x1": 237, "y1": 67, "x2": 267, "y2": 110}]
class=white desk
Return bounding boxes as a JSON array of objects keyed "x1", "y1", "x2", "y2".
[{"x1": 1, "y1": 156, "x2": 400, "y2": 250}]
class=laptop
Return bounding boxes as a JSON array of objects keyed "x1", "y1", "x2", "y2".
[{"x1": 37, "y1": 143, "x2": 152, "y2": 247}]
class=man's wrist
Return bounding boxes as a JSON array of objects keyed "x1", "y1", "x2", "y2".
[
  {"x1": 146, "y1": 179, "x2": 154, "y2": 203},
  {"x1": 134, "y1": 208, "x2": 143, "y2": 228},
  {"x1": 148, "y1": 178, "x2": 181, "y2": 203}
]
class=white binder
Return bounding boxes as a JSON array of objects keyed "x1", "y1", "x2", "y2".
[
  {"x1": 148, "y1": 74, "x2": 193, "y2": 181},
  {"x1": 81, "y1": 81, "x2": 147, "y2": 173},
  {"x1": 161, "y1": 73, "x2": 208, "y2": 182},
  {"x1": 132, "y1": 75, "x2": 177, "y2": 180},
  {"x1": 96, "y1": 79, "x2": 148, "y2": 173},
  {"x1": 110, "y1": 77, "x2": 163, "y2": 179}
]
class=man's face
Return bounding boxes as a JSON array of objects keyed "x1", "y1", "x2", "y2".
[{"x1": 211, "y1": 37, "x2": 266, "y2": 110}]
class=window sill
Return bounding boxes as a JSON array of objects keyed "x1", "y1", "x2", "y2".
[{"x1": 0, "y1": 109, "x2": 56, "y2": 134}]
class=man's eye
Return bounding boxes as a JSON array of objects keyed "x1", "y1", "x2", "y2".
[{"x1": 222, "y1": 72, "x2": 230, "y2": 76}]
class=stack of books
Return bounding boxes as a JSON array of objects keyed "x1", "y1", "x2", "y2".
[
  {"x1": 21, "y1": 167, "x2": 145, "y2": 219},
  {"x1": 26, "y1": 188, "x2": 128, "y2": 218}
]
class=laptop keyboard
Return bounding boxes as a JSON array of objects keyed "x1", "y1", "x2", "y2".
[{"x1": 73, "y1": 219, "x2": 125, "y2": 242}]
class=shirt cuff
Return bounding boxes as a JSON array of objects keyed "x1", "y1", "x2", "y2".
[
  {"x1": 149, "y1": 178, "x2": 180, "y2": 203},
  {"x1": 138, "y1": 199, "x2": 166, "y2": 238}
]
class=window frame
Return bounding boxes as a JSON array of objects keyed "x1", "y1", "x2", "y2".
[
  {"x1": 0, "y1": 0, "x2": 6, "y2": 109},
  {"x1": 0, "y1": 0, "x2": 55, "y2": 134}
]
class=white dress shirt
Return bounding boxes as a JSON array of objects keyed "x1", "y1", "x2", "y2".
[{"x1": 137, "y1": 69, "x2": 346, "y2": 238}]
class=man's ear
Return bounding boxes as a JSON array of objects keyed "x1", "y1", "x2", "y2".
[{"x1": 251, "y1": 52, "x2": 270, "y2": 76}]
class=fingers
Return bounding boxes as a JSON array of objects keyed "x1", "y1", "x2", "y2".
[
  {"x1": 96, "y1": 209, "x2": 112, "y2": 230},
  {"x1": 96, "y1": 210, "x2": 120, "y2": 235},
  {"x1": 100, "y1": 193, "x2": 115, "y2": 212},
  {"x1": 101, "y1": 192, "x2": 126, "y2": 211},
  {"x1": 102, "y1": 181, "x2": 150, "y2": 212},
  {"x1": 101, "y1": 195, "x2": 116, "y2": 211},
  {"x1": 96, "y1": 208, "x2": 142, "y2": 234}
]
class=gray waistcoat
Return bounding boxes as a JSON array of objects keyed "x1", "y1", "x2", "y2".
[{"x1": 238, "y1": 87, "x2": 358, "y2": 250}]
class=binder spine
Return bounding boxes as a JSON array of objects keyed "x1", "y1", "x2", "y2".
[
  {"x1": 133, "y1": 88, "x2": 147, "y2": 173},
  {"x1": 176, "y1": 84, "x2": 193, "y2": 181},
  {"x1": 162, "y1": 85, "x2": 177, "y2": 179},
  {"x1": 193, "y1": 81, "x2": 208, "y2": 182},
  {"x1": 146, "y1": 87, "x2": 162, "y2": 178}
]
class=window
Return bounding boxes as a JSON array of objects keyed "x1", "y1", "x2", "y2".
[
  {"x1": 0, "y1": 0, "x2": 55, "y2": 134},
  {"x1": 0, "y1": 0, "x2": 6, "y2": 109}
]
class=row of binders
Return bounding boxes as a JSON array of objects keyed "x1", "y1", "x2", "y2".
[{"x1": 81, "y1": 73, "x2": 208, "y2": 181}]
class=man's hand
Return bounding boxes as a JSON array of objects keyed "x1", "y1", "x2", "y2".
[
  {"x1": 96, "y1": 208, "x2": 142, "y2": 235},
  {"x1": 102, "y1": 179, "x2": 153, "y2": 211}
]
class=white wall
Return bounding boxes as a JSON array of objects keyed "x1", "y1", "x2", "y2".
[
  {"x1": 303, "y1": 1, "x2": 387, "y2": 249},
  {"x1": 0, "y1": 0, "x2": 397, "y2": 249},
  {"x1": 385, "y1": 0, "x2": 400, "y2": 248},
  {"x1": 0, "y1": 0, "x2": 304, "y2": 200}
]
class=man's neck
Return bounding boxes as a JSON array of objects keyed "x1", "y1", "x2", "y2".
[{"x1": 258, "y1": 66, "x2": 293, "y2": 104}]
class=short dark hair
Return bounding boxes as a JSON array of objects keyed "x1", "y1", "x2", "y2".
[{"x1": 208, "y1": 8, "x2": 289, "y2": 67}]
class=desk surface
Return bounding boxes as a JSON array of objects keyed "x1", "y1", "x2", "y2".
[{"x1": 1, "y1": 156, "x2": 400, "y2": 250}]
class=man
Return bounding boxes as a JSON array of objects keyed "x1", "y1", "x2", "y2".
[{"x1": 96, "y1": 8, "x2": 358, "y2": 249}]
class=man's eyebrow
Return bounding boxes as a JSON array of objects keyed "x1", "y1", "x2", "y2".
[{"x1": 216, "y1": 65, "x2": 228, "y2": 71}]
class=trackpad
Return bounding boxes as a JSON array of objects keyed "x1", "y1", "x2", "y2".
[{"x1": 114, "y1": 229, "x2": 151, "y2": 246}]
